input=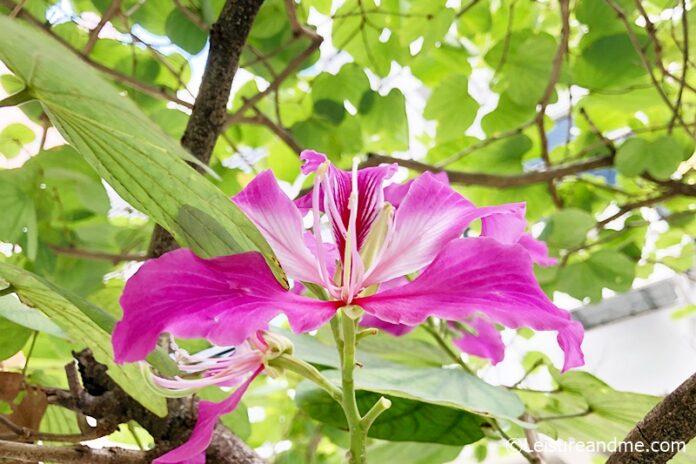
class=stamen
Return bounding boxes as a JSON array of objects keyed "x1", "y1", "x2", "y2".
[
  {"x1": 152, "y1": 343, "x2": 263, "y2": 392},
  {"x1": 342, "y1": 159, "x2": 363, "y2": 302},
  {"x1": 311, "y1": 162, "x2": 340, "y2": 298},
  {"x1": 360, "y1": 202, "x2": 394, "y2": 272}
]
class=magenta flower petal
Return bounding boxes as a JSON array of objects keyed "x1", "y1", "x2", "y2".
[
  {"x1": 113, "y1": 249, "x2": 337, "y2": 363},
  {"x1": 356, "y1": 237, "x2": 584, "y2": 371},
  {"x1": 451, "y1": 317, "x2": 505, "y2": 365},
  {"x1": 477, "y1": 202, "x2": 527, "y2": 245},
  {"x1": 233, "y1": 170, "x2": 323, "y2": 285},
  {"x1": 364, "y1": 172, "x2": 478, "y2": 286},
  {"x1": 153, "y1": 366, "x2": 262, "y2": 464},
  {"x1": 299, "y1": 149, "x2": 327, "y2": 174},
  {"x1": 518, "y1": 233, "x2": 558, "y2": 267},
  {"x1": 383, "y1": 171, "x2": 449, "y2": 208},
  {"x1": 360, "y1": 313, "x2": 414, "y2": 336}
]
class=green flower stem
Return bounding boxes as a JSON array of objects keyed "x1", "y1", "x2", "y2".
[
  {"x1": 330, "y1": 316, "x2": 344, "y2": 362},
  {"x1": 270, "y1": 355, "x2": 342, "y2": 403},
  {"x1": 340, "y1": 311, "x2": 365, "y2": 464},
  {"x1": 360, "y1": 396, "x2": 391, "y2": 430}
]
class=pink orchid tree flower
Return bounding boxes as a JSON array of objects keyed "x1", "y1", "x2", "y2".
[
  {"x1": 112, "y1": 149, "x2": 584, "y2": 462},
  {"x1": 361, "y1": 172, "x2": 563, "y2": 366}
]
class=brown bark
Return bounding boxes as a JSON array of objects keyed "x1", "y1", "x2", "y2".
[
  {"x1": 148, "y1": 0, "x2": 265, "y2": 259},
  {"x1": 44, "y1": 350, "x2": 265, "y2": 464},
  {"x1": 606, "y1": 371, "x2": 696, "y2": 463}
]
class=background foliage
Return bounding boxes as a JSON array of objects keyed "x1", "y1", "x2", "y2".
[{"x1": 0, "y1": 0, "x2": 694, "y2": 462}]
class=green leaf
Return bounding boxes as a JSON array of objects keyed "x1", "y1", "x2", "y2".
[
  {"x1": 542, "y1": 208, "x2": 596, "y2": 249},
  {"x1": 672, "y1": 304, "x2": 696, "y2": 320},
  {"x1": 616, "y1": 136, "x2": 683, "y2": 180},
  {"x1": 0, "y1": 295, "x2": 68, "y2": 339},
  {"x1": 521, "y1": 371, "x2": 659, "y2": 443},
  {"x1": 165, "y1": 9, "x2": 208, "y2": 55},
  {"x1": 424, "y1": 74, "x2": 478, "y2": 143},
  {"x1": 360, "y1": 89, "x2": 409, "y2": 151},
  {"x1": 557, "y1": 250, "x2": 635, "y2": 301},
  {"x1": 367, "y1": 441, "x2": 462, "y2": 464},
  {"x1": 573, "y1": 34, "x2": 649, "y2": 90},
  {"x1": 296, "y1": 383, "x2": 485, "y2": 445},
  {"x1": 250, "y1": 0, "x2": 287, "y2": 40},
  {"x1": 0, "y1": 263, "x2": 167, "y2": 417},
  {"x1": 311, "y1": 64, "x2": 370, "y2": 108},
  {"x1": 615, "y1": 137, "x2": 649, "y2": 177},
  {"x1": 0, "y1": 122, "x2": 35, "y2": 158},
  {"x1": 321, "y1": 366, "x2": 524, "y2": 420},
  {"x1": 314, "y1": 99, "x2": 346, "y2": 125},
  {"x1": 0, "y1": 17, "x2": 283, "y2": 280},
  {"x1": 485, "y1": 31, "x2": 557, "y2": 106},
  {"x1": 0, "y1": 164, "x2": 38, "y2": 259},
  {"x1": 0, "y1": 316, "x2": 32, "y2": 361}
]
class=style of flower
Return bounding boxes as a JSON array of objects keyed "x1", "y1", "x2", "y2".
[{"x1": 112, "y1": 149, "x2": 584, "y2": 462}]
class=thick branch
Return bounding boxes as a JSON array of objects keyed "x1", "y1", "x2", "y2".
[
  {"x1": 0, "y1": 440, "x2": 146, "y2": 464},
  {"x1": 148, "y1": 0, "x2": 265, "y2": 258},
  {"x1": 47, "y1": 350, "x2": 265, "y2": 464},
  {"x1": 363, "y1": 153, "x2": 614, "y2": 188},
  {"x1": 606, "y1": 371, "x2": 696, "y2": 463}
]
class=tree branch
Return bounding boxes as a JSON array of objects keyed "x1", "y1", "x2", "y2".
[
  {"x1": 363, "y1": 153, "x2": 614, "y2": 188},
  {"x1": 604, "y1": 0, "x2": 695, "y2": 137},
  {"x1": 534, "y1": 0, "x2": 570, "y2": 208},
  {"x1": 606, "y1": 371, "x2": 696, "y2": 464},
  {"x1": 224, "y1": 0, "x2": 322, "y2": 127},
  {"x1": 148, "y1": 0, "x2": 266, "y2": 259},
  {"x1": 0, "y1": 440, "x2": 146, "y2": 464},
  {"x1": 83, "y1": 0, "x2": 122, "y2": 55},
  {"x1": 46, "y1": 244, "x2": 146, "y2": 263}
]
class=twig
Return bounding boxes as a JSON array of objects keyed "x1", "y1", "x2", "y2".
[
  {"x1": 46, "y1": 244, "x2": 146, "y2": 263},
  {"x1": 83, "y1": 0, "x2": 122, "y2": 55},
  {"x1": 8, "y1": 0, "x2": 26, "y2": 17},
  {"x1": 668, "y1": 0, "x2": 689, "y2": 132},
  {"x1": 422, "y1": 321, "x2": 474, "y2": 374},
  {"x1": 21, "y1": 331, "x2": 38, "y2": 376},
  {"x1": 534, "y1": 0, "x2": 571, "y2": 208},
  {"x1": 578, "y1": 107, "x2": 617, "y2": 155},
  {"x1": 596, "y1": 192, "x2": 679, "y2": 228},
  {"x1": 494, "y1": 0, "x2": 517, "y2": 75},
  {"x1": 534, "y1": 408, "x2": 593, "y2": 422},
  {"x1": 488, "y1": 419, "x2": 540, "y2": 464},
  {"x1": 435, "y1": 120, "x2": 535, "y2": 167},
  {"x1": 225, "y1": 0, "x2": 322, "y2": 127},
  {"x1": 245, "y1": 108, "x2": 303, "y2": 153},
  {"x1": 173, "y1": 0, "x2": 210, "y2": 31},
  {"x1": 0, "y1": 440, "x2": 146, "y2": 464},
  {"x1": 634, "y1": 0, "x2": 696, "y2": 94},
  {"x1": 604, "y1": 0, "x2": 695, "y2": 137},
  {"x1": 511, "y1": 359, "x2": 544, "y2": 389},
  {"x1": 521, "y1": 413, "x2": 545, "y2": 464},
  {"x1": 456, "y1": 0, "x2": 481, "y2": 18}
]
